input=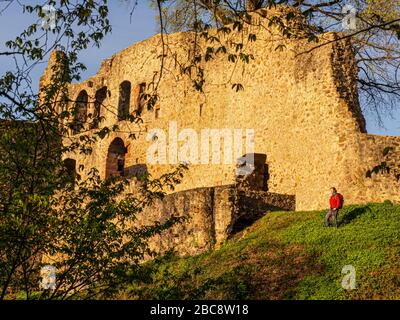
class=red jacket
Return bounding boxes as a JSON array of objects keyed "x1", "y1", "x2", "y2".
[{"x1": 329, "y1": 193, "x2": 341, "y2": 209}]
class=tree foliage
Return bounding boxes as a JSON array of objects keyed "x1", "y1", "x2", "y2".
[
  {"x1": 150, "y1": 0, "x2": 400, "y2": 120},
  {"x1": 0, "y1": 0, "x2": 188, "y2": 300},
  {"x1": 0, "y1": 0, "x2": 399, "y2": 299}
]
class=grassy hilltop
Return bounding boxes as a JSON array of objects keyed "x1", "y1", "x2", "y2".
[{"x1": 121, "y1": 202, "x2": 400, "y2": 300}]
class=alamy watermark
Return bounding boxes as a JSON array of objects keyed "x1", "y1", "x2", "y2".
[
  {"x1": 341, "y1": 265, "x2": 356, "y2": 290},
  {"x1": 146, "y1": 121, "x2": 256, "y2": 176},
  {"x1": 40, "y1": 265, "x2": 57, "y2": 290},
  {"x1": 342, "y1": 4, "x2": 357, "y2": 31},
  {"x1": 40, "y1": 4, "x2": 57, "y2": 31}
]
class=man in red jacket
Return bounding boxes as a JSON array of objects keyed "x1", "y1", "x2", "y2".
[{"x1": 325, "y1": 187, "x2": 341, "y2": 228}]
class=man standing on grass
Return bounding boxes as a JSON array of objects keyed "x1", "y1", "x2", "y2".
[{"x1": 325, "y1": 187, "x2": 343, "y2": 228}]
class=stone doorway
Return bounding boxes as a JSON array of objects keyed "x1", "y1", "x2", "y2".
[
  {"x1": 106, "y1": 138, "x2": 127, "y2": 178},
  {"x1": 63, "y1": 158, "x2": 77, "y2": 185}
]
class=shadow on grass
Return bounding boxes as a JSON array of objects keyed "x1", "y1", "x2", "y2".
[
  {"x1": 229, "y1": 204, "x2": 283, "y2": 236},
  {"x1": 126, "y1": 241, "x2": 324, "y2": 300},
  {"x1": 339, "y1": 206, "x2": 372, "y2": 226}
]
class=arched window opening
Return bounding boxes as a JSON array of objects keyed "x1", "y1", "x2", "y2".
[
  {"x1": 118, "y1": 81, "x2": 131, "y2": 120},
  {"x1": 72, "y1": 90, "x2": 88, "y2": 134},
  {"x1": 135, "y1": 82, "x2": 147, "y2": 114},
  {"x1": 91, "y1": 86, "x2": 107, "y2": 129},
  {"x1": 106, "y1": 138, "x2": 127, "y2": 178},
  {"x1": 63, "y1": 158, "x2": 77, "y2": 185}
]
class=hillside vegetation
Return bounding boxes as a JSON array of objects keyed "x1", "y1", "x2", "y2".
[{"x1": 121, "y1": 202, "x2": 400, "y2": 300}]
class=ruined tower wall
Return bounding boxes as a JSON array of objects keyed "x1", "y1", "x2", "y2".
[{"x1": 43, "y1": 14, "x2": 400, "y2": 212}]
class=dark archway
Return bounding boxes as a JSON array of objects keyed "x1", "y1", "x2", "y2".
[
  {"x1": 72, "y1": 90, "x2": 88, "y2": 134},
  {"x1": 63, "y1": 158, "x2": 77, "y2": 185},
  {"x1": 118, "y1": 81, "x2": 131, "y2": 120},
  {"x1": 106, "y1": 138, "x2": 127, "y2": 178},
  {"x1": 91, "y1": 86, "x2": 107, "y2": 129},
  {"x1": 135, "y1": 82, "x2": 146, "y2": 114}
]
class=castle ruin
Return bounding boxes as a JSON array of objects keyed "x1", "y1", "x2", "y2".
[{"x1": 40, "y1": 9, "x2": 400, "y2": 255}]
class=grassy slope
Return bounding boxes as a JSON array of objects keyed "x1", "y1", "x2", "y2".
[{"x1": 122, "y1": 202, "x2": 400, "y2": 300}]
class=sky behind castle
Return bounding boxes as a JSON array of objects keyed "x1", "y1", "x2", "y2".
[{"x1": 0, "y1": 1, "x2": 399, "y2": 136}]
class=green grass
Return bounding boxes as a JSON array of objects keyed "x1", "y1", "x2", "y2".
[{"x1": 120, "y1": 202, "x2": 400, "y2": 300}]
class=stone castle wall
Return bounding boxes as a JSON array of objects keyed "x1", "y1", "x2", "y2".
[
  {"x1": 41, "y1": 10, "x2": 400, "y2": 215},
  {"x1": 136, "y1": 185, "x2": 295, "y2": 256}
]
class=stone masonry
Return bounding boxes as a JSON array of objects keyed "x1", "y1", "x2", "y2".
[{"x1": 40, "y1": 8, "x2": 400, "y2": 255}]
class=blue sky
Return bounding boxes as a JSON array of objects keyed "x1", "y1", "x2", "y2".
[{"x1": 0, "y1": 1, "x2": 398, "y2": 136}]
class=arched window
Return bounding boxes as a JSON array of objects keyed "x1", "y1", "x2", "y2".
[
  {"x1": 72, "y1": 90, "x2": 88, "y2": 134},
  {"x1": 118, "y1": 81, "x2": 131, "y2": 120},
  {"x1": 135, "y1": 82, "x2": 146, "y2": 114},
  {"x1": 106, "y1": 138, "x2": 127, "y2": 178},
  {"x1": 63, "y1": 158, "x2": 77, "y2": 185},
  {"x1": 91, "y1": 87, "x2": 107, "y2": 129}
]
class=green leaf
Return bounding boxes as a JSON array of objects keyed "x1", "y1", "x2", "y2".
[
  {"x1": 275, "y1": 44, "x2": 286, "y2": 51},
  {"x1": 248, "y1": 34, "x2": 257, "y2": 42},
  {"x1": 383, "y1": 146, "x2": 394, "y2": 156},
  {"x1": 232, "y1": 83, "x2": 244, "y2": 92}
]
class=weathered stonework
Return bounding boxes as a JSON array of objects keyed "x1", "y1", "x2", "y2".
[
  {"x1": 138, "y1": 185, "x2": 294, "y2": 256},
  {"x1": 40, "y1": 8, "x2": 400, "y2": 255}
]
